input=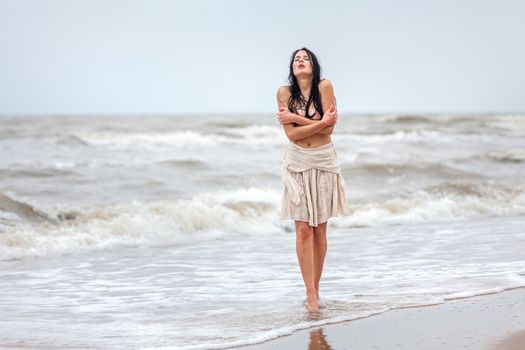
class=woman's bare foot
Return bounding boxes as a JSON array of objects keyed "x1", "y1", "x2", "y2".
[{"x1": 306, "y1": 291, "x2": 320, "y2": 311}]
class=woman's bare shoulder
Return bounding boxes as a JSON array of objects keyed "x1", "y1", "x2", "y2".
[
  {"x1": 277, "y1": 85, "x2": 291, "y2": 95},
  {"x1": 276, "y1": 85, "x2": 292, "y2": 102},
  {"x1": 318, "y1": 79, "x2": 333, "y2": 89}
]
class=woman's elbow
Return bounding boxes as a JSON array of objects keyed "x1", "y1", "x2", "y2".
[
  {"x1": 321, "y1": 126, "x2": 335, "y2": 135},
  {"x1": 285, "y1": 131, "x2": 298, "y2": 142},
  {"x1": 287, "y1": 135, "x2": 298, "y2": 142}
]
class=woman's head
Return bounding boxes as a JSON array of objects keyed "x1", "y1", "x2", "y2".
[
  {"x1": 287, "y1": 47, "x2": 324, "y2": 118},
  {"x1": 289, "y1": 48, "x2": 321, "y2": 80}
]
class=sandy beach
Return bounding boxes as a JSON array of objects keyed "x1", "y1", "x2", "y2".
[{"x1": 236, "y1": 287, "x2": 525, "y2": 350}]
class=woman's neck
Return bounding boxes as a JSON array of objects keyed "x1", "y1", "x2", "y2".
[{"x1": 297, "y1": 76, "x2": 313, "y2": 98}]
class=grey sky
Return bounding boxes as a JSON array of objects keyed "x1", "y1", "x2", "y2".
[{"x1": 1, "y1": 0, "x2": 524, "y2": 115}]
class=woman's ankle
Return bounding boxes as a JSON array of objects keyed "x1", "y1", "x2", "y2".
[{"x1": 306, "y1": 287, "x2": 317, "y2": 296}]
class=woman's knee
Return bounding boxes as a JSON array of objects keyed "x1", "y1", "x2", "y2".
[
  {"x1": 295, "y1": 222, "x2": 313, "y2": 243},
  {"x1": 313, "y1": 222, "x2": 327, "y2": 236}
]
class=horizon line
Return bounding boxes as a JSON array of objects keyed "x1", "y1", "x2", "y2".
[{"x1": 1, "y1": 111, "x2": 524, "y2": 117}]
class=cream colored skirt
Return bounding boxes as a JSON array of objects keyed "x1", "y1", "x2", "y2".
[{"x1": 281, "y1": 143, "x2": 347, "y2": 227}]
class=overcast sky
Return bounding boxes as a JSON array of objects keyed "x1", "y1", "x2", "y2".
[{"x1": 1, "y1": 0, "x2": 524, "y2": 115}]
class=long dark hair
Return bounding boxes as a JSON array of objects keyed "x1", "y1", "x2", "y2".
[{"x1": 287, "y1": 47, "x2": 324, "y2": 119}]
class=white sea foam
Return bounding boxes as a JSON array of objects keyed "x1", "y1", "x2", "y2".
[
  {"x1": 72, "y1": 125, "x2": 285, "y2": 149},
  {"x1": 3, "y1": 214, "x2": 524, "y2": 350},
  {"x1": 74, "y1": 130, "x2": 221, "y2": 148},
  {"x1": 1, "y1": 180, "x2": 524, "y2": 260},
  {"x1": 486, "y1": 114, "x2": 525, "y2": 130},
  {"x1": 0, "y1": 187, "x2": 282, "y2": 260}
]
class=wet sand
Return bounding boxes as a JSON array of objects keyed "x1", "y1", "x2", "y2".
[{"x1": 235, "y1": 287, "x2": 525, "y2": 350}]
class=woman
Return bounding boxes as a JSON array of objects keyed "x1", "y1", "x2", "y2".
[{"x1": 276, "y1": 47, "x2": 347, "y2": 311}]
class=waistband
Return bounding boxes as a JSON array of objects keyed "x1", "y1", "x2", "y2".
[{"x1": 287, "y1": 141, "x2": 333, "y2": 152}]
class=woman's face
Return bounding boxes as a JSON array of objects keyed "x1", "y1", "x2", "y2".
[{"x1": 292, "y1": 50, "x2": 313, "y2": 77}]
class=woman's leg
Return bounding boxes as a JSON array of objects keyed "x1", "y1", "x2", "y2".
[
  {"x1": 295, "y1": 221, "x2": 319, "y2": 310},
  {"x1": 313, "y1": 222, "x2": 328, "y2": 299}
]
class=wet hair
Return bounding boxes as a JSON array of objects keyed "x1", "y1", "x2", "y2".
[{"x1": 287, "y1": 47, "x2": 324, "y2": 119}]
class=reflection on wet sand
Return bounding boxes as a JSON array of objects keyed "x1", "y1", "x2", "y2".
[
  {"x1": 308, "y1": 328, "x2": 333, "y2": 350},
  {"x1": 492, "y1": 328, "x2": 525, "y2": 350}
]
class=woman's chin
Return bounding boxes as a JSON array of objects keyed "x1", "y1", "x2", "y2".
[{"x1": 294, "y1": 71, "x2": 312, "y2": 78}]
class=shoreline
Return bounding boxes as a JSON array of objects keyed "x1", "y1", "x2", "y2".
[{"x1": 234, "y1": 287, "x2": 525, "y2": 350}]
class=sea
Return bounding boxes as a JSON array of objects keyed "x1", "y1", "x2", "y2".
[{"x1": 1, "y1": 113, "x2": 524, "y2": 349}]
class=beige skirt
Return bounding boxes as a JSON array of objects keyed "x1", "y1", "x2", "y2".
[{"x1": 281, "y1": 142, "x2": 347, "y2": 227}]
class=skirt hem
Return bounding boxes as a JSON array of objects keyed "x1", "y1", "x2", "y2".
[{"x1": 280, "y1": 211, "x2": 345, "y2": 227}]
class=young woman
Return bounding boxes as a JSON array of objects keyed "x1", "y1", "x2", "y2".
[{"x1": 276, "y1": 47, "x2": 347, "y2": 311}]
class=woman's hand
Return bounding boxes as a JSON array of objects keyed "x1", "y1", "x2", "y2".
[
  {"x1": 277, "y1": 107, "x2": 298, "y2": 125},
  {"x1": 322, "y1": 104, "x2": 338, "y2": 126}
]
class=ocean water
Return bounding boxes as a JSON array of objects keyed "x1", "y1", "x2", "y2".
[{"x1": 0, "y1": 113, "x2": 524, "y2": 349}]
